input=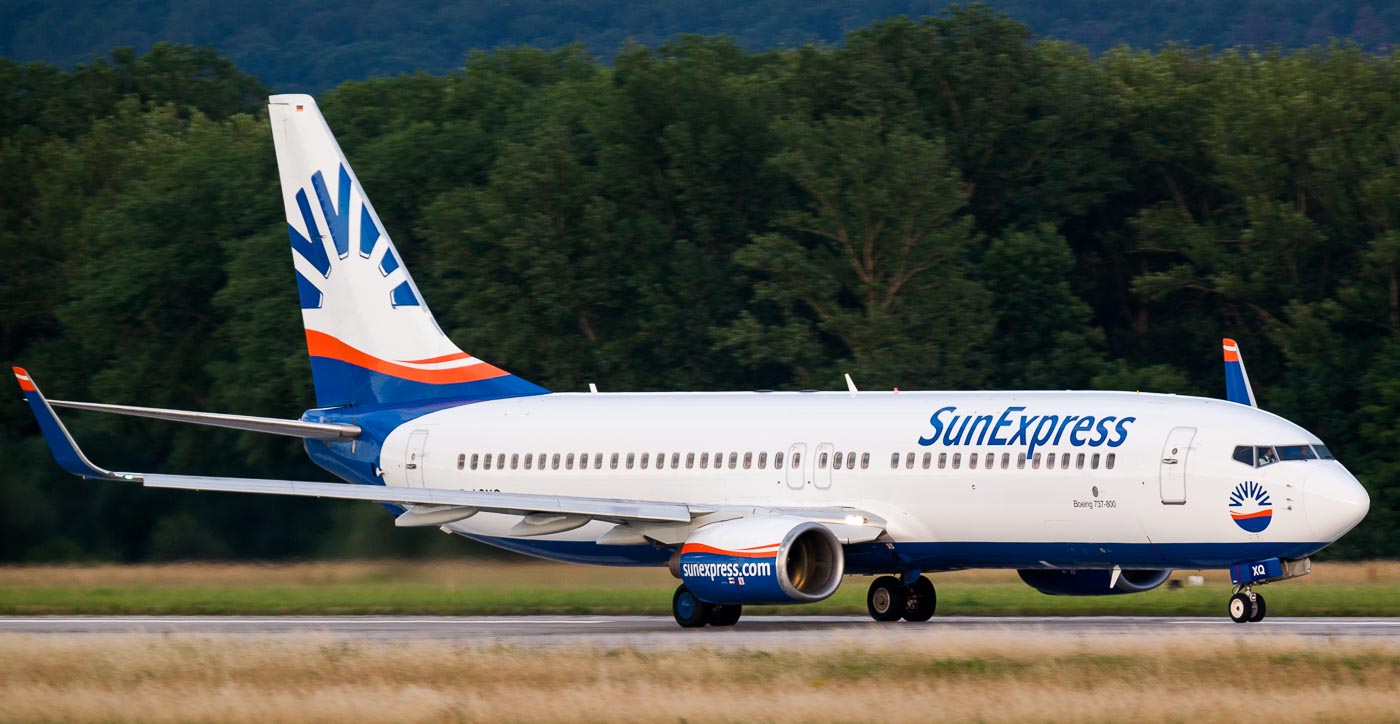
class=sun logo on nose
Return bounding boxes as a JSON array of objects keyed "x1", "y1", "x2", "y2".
[{"x1": 1229, "y1": 480, "x2": 1273, "y2": 533}]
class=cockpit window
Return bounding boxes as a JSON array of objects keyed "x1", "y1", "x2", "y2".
[
  {"x1": 1244, "y1": 444, "x2": 1321, "y2": 468},
  {"x1": 1314, "y1": 444, "x2": 1336, "y2": 460}
]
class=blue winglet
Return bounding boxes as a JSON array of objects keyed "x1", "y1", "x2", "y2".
[
  {"x1": 12, "y1": 367, "x2": 133, "y2": 480},
  {"x1": 1222, "y1": 339, "x2": 1258, "y2": 407}
]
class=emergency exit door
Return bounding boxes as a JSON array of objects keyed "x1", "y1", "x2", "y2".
[{"x1": 1159, "y1": 427, "x2": 1195, "y2": 504}]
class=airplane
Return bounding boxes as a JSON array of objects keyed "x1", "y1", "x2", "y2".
[{"x1": 13, "y1": 94, "x2": 1370, "y2": 627}]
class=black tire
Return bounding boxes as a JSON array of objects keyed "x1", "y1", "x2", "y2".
[
  {"x1": 710, "y1": 604, "x2": 742, "y2": 627},
  {"x1": 1228, "y1": 592, "x2": 1254, "y2": 623},
  {"x1": 1249, "y1": 593, "x2": 1267, "y2": 622},
  {"x1": 673, "y1": 584, "x2": 711, "y2": 628},
  {"x1": 867, "y1": 576, "x2": 907, "y2": 622},
  {"x1": 902, "y1": 576, "x2": 937, "y2": 622}
]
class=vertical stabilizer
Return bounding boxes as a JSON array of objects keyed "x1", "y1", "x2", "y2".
[
  {"x1": 267, "y1": 95, "x2": 547, "y2": 407},
  {"x1": 1222, "y1": 337, "x2": 1257, "y2": 407}
]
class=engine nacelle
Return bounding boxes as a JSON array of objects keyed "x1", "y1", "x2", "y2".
[
  {"x1": 674, "y1": 516, "x2": 844, "y2": 605},
  {"x1": 1017, "y1": 568, "x2": 1172, "y2": 596}
]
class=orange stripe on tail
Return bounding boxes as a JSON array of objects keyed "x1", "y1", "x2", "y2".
[{"x1": 304, "y1": 330, "x2": 509, "y2": 385}]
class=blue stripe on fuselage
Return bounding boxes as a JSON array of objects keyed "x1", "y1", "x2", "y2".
[{"x1": 462, "y1": 535, "x2": 1331, "y2": 571}]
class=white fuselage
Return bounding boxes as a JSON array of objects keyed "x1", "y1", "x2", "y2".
[{"x1": 376, "y1": 390, "x2": 1368, "y2": 571}]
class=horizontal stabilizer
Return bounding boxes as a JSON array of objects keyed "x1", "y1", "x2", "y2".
[{"x1": 48, "y1": 399, "x2": 360, "y2": 440}]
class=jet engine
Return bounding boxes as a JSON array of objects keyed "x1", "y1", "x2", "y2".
[
  {"x1": 1017, "y1": 568, "x2": 1172, "y2": 596},
  {"x1": 673, "y1": 516, "x2": 844, "y2": 605}
]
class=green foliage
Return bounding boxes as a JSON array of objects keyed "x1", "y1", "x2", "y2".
[{"x1": 4, "y1": 10, "x2": 1400, "y2": 560}]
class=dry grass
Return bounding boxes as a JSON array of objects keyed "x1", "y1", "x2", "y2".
[
  {"x1": 0, "y1": 632, "x2": 1395, "y2": 722},
  {"x1": 4, "y1": 559, "x2": 1395, "y2": 588}
]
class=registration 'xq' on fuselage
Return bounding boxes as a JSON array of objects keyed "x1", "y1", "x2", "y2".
[{"x1": 14, "y1": 94, "x2": 1370, "y2": 627}]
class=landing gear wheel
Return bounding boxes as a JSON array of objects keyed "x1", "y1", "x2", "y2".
[
  {"x1": 1228, "y1": 592, "x2": 1255, "y2": 623},
  {"x1": 673, "y1": 584, "x2": 711, "y2": 628},
  {"x1": 1248, "y1": 593, "x2": 1267, "y2": 622},
  {"x1": 902, "y1": 576, "x2": 938, "y2": 622},
  {"x1": 710, "y1": 604, "x2": 742, "y2": 627},
  {"x1": 867, "y1": 576, "x2": 907, "y2": 622}
]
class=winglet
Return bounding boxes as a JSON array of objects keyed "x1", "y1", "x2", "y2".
[
  {"x1": 1222, "y1": 338, "x2": 1257, "y2": 407},
  {"x1": 13, "y1": 367, "x2": 133, "y2": 480}
]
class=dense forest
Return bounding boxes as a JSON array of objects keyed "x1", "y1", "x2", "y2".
[
  {"x1": 1, "y1": 0, "x2": 1397, "y2": 91},
  {"x1": 2, "y1": 6, "x2": 1398, "y2": 561}
]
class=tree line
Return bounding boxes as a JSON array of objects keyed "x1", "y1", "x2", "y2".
[{"x1": 1, "y1": 6, "x2": 1396, "y2": 560}]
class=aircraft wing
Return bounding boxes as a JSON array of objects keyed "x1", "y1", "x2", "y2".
[{"x1": 13, "y1": 367, "x2": 886, "y2": 537}]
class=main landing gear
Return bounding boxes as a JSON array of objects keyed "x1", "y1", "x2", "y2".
[
  {"x1": 866, "y1": 575, "x2": 937, "y2": 622},
  {"x1": 672, "y1": 584, "x2": 742, "y2": 628},
  {"x1": 1228, "y1": 587, "x2": 1267, "y2": 623}
]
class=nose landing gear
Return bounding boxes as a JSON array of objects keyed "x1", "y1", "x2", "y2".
[{"x1": 1228, "y1": 587, "x2": 1267, "y2": 623}]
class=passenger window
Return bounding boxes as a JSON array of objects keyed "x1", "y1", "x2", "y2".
[
  {"x1": 986, "y1": 454, "x2": 995, "y2": 470},
  {"x1": 566, "y1": 453, "x2": 575, "y2": 470},
  {"x1": 861, "y1": 453, "x2": 870, "y2": 469},
  {"x1": 580, "y1": 453, "x2": 590, "y2": 470},
  {"x1": 515, "y1": 454, "x2": 524, "y2": 470},
  {"x1": 497, "y1": 454, "x2": 506, "y2": 470},
  {"x1": 672, "y1": 452, "x2": 681, "y2": 469},
  {"x1": 1001, "y1": 453, "x2": 1010, "y2": 469},
  {"x1": 905, "y1": 452, "x2": 915, "y2": 469},
  {"x1": 938, "y1": 453, "x2": 947, "y2": 469},
  {"x1": 610, "y1": 453, "x2": 619, "y2": 470},
  {"x1": 1106, "y1": 453, "x2": 1116, "y2": 469},
  {"x1": 714, "y1": 452, "x2": 723, "y2": 469},
  {"x1": 1031, "y1": 453, "x2": 1040, "y2": 470},
  {"x1": 848, "y1": 452, "x2": 857, "y2": 469},
  {"x1": 594, "y1": 453, "x2": 603, "y2": 469},
  {"x1": 626, "y1": 453, "x2": 635, "y2": 469},
  {"x1": 1075, "y1": 453, "x2": 1085, "y2": 469},
  {"x1": 969, "y1": 452, "x2": 979, "y2": 468},
  {"x1": 729, "y1": 452, "x2": 738, "y2": 469},
  {"x1": 686, "y1": 453, "x2": 695, "y2": 469},
  {"x1": 483, "y1": 454, "x2": 493, "y2": 470},
  {"x1": 456, "y1": 454, "x2": 465, "y2": 471},
  {"x1": 774, "y1": 451, "x2": 784, "y2": 469},
  {"x1": 818, "y1": 452, "x2": 828, "y2": 469},
  {"x1": 1017, "y1": 453, "x2": 1026, "y2": 469},
  {"x1": 832, "y1": 452, "x2": 842, "y2": 470},
  {"x1": 758, "y1": 451, "x2": 767, "y2": 469},
  {"x1": 640, "y1": 453, "x2": 649, "y2": 469},
  {"x1": 890, "y1": 453, "x2": 899, "y2": 469},
  {"x1": 1046, "y1": 452, "x2": 1056, "y2": 468},
  {"x1": 1091, "y1": 453, "x2": 1100, "y2": 469},
  {"x1": 700, "y1": 452, "x2": 709, "y2": 469},
  {"x1": 792, "y1": 452, "x2": 802, "y2": 468},
  {"x1": 744, "y1": 452, "x2": 753, "y2": 469},
  {"x1": 922, "y1": 453, "x2": 931, "y2": 470},
  {"x1": 1232, "y1": 446, "x2": 1255, "y2": 467},
  {"x1": 952, "y1": 453, "x2": 961, "y2": 469},
  {"x1": 470, "y1": 453, "x2": 479, "y2": 470},
  {"x1": 1061, "y1": 454, "x2": 1071, "y2": 470}
]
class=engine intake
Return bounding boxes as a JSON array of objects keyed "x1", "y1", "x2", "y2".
[
  {"x1": 1018, "y1": 568, "x2": 1172, "y2": 596},
  {"x1": 675, "y1": 516, "x2": 844, "y2": 605}
]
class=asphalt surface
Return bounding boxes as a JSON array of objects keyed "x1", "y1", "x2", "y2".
[{"x1": 0, "y1": 615, "x2": 1395, "y2": 647}]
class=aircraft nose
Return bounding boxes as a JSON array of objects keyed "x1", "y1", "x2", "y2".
[{"x1": 1304, "y1": 465, "x2": 1370, "y2": 541}]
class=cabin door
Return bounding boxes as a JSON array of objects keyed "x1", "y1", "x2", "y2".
[
  {"x1": 1159, "y1": 427, "x2": 1195, "y2": 504},
  {"x1": 405, "y1": 429, "x2": 428, "y2": 487}
]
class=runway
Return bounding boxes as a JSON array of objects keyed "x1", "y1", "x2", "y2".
[{"x1": 1, "y1": 615, "x2": 1395, "y2": 647}]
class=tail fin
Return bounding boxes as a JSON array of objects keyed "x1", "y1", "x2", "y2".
[
  {"x1": 1222, "y1": 337, "x2": 1257, "y2": 407},
  {"x1": 267, "y1": 95, "x2": 547, "y2": 407}
]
